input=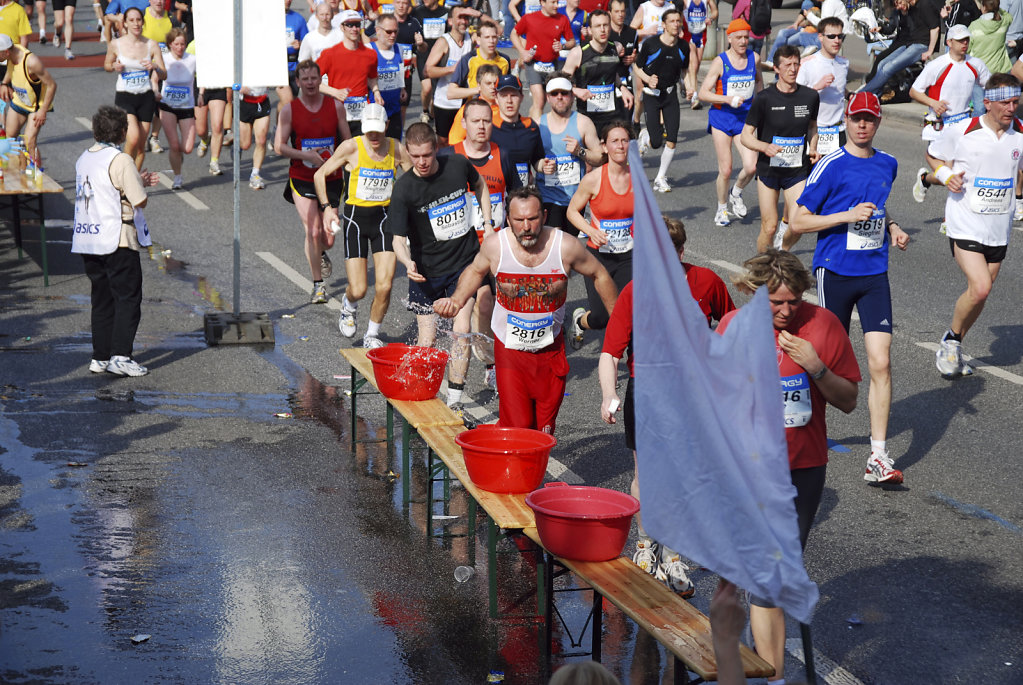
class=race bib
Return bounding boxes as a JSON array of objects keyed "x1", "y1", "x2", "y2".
[
  {"x1": 378, "y1": 65, "x2": 402, "y2": 92},
  {"x1": 300, "y1": 136, "x2": 335, "y2": 168},
  {"x1": 428, "y1": 195, "x2": 470, "y2": 240},
  {"x1": 120, "y1": 69, "x2": 150, "y2": 92},
  {"x1": 162, "y1": 84, "x2": 191, "y2": 109},
  {"x1": 469, "y1": 191, "x2": 505, "y2": 231},
  {"x1": 423, "y1": 17, "x2": 445, "y2": 39},
  {"x1": 597, "y1": 217, "x2": 633, "y2": 254},
  {"x1": 726, "y1": 75, "x2": 753, "y2": 102},
  {"x1": 134, "y1": 207, "x2": 152, "y2": 247},
  {"x1": 506, "y1": 313, "x2": 554, "y2": 351},
  {"x1": 533, "y1": 61, "x2": 555, "y2": 73},
  {"x1": 769, "y1": 135, "x2": 804, "y2": 168},
  {"x1": 781, "y1": 373, "x2": 812, "y2": 428},
  {"x1": 158, "y1": 42, "x2": 168, "y2": 53},
  {"x1": 344, "y1": 95, "x2": 369, "y2": 121},
  {"x1": 586, "y1": 84, "x2": 615, "y2": 113},
  {"x1": 355, "y1": 167, "x2": 394, "y2": 202},
  {"x1": 686, "y1": 8, "x2": 706, "y2": 34},
  {"x1": 550, "y1": 154, "x2": 581, "y2": 187},
  {"x1": 942, "y1": 110, "x2": 970, "y2": 124},
  {"x1": 525, "y1": 0, "x2": 541, "y2": 13},
  {"x1": 399, "y1": 43, "x2": 413, "y2": 64},
  {"x1": 516, "y1": 162, "x2": 529, "y2": 187},
  {"x1": 817, "y1": 125, "x2": 841, "y2": 156},
  {"x1": 688, "y1": 19, "x2": 706, "y2": 33},
  {"x1": 12, "y1": 85, "x2": 28, "y2": 103},
  {"x1": 969, "y1": 177, "x2": 1013, "y2": 215},
  {"x1": 379, "y1": 2, "x2": 394, "y2": 13},
  {"x1": 847, "y1": 206, "x2": 885, "y2": 251}
]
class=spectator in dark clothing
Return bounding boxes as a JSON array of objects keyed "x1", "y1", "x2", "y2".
[{"x1": 861, "y1": 0, "x2": 941, "y2": 93}]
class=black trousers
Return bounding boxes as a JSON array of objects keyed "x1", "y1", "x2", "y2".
[
  {"x1": 584, "y1": 245, "x2": 632, "y2": 330},
  {"x1": 82, "y1": 247, "x2": 143, "y2": 361}
]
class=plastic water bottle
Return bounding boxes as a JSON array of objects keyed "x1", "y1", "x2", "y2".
[
  {"x1": 328, "y1": 219, "x2": 341, "y2": 236},
  {"x1": 454, "y1": 565, "x2": 475, "y2": 583}
]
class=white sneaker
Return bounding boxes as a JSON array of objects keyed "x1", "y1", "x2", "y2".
[
  {"x1": 637, "y1": 127, "x2": 651, "y2": 156},
  {"x1": 363, "y1": 334, "x2": 385, "y2": 349},
  {"x1": 864, "y1": 450, "x2": 904, "y2": 484},
  {"x1": 912, "y1": 167, "x2": 928, "y2": 203},
  {"x1": 338, "y1": 307, "x2": 357, "y2": 337},
  {"x1": 652, "y1": 176, "x2": 671, "y2": 193},
  {"x1": 64, "y1": 48, "x2": 74, "y2": 60},
  {"x1": 248, "y1": 173, "x2": 266, "y2": 190},
  {"x1": 632, "y1": 538, "x2": 659, "y2": 575},
  {"x1": 89, "y1": 359, "x2": 109, "y2": 373},
  {"x1": 729, "y1": 192, "x2": 747, "y2": 218},
  {"x1": 171, "y1": 175, "x2": 183, "y2": 190},
  {"x1": 209, "y1": 159, "x2": 222, "y2": 175},
  {"x1": 197, "y1": 139, "x2": 208, "y2": 158},
  {"x1": 484, "y1": 365, "x2": 497, "y2": 391},
  {"x1": 52, "y1": 34, "x2": 59, "y2": 47},
  {"x1": 310, "y1": 282, "x2": 328, "y2": 304},
  {"x1": 570, "y1": 307, "x2": 585, "y2": 350},
  {"x1": 148, "y1": 136, "x2": 164, "y2": 153},
  {"x1": 935, "y1": 333, "x2": 972, "y2": 378},
  {"x1": 106, "y1": 355, "x2": 148, "y2": 377},
  {"x1": 714, "y1": 208, "x2": 731, "y2": 227},
  {"x1": 1015, "y1": 198, "x2": 1023, "y2": 222},
  {"x1": 773, "y1": 224, "x2": 787, "y2": 251},
  {"x1": 320, "y1": 251, "x2": 332, "y2": 279},
  {"x1": 690, "y1": 92, "x2": 702, "y2": 110},
  {"x1": 655, "y1": 548, "x2": 695, "y2": 598}
]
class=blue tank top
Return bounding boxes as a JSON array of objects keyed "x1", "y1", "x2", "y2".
[
  {"x1": 685, "y1": 0, "x2": 707, "y2": 33},
  {"x1": 714, "y1": 49, "x2": 756, "y2": 117},
  {"x1": 538, "y1": 112, "x2": 582, "y2": 206},
  {"x1": 372, "y1": 42, "x2": 404, "y2": 116}
]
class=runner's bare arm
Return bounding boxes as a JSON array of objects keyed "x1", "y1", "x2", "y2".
[
  {"x1": 777, "y1": 330, "x2": 858, "y2": 413},
  {"x1": 739, "y1": 123, "x2": 777, "y2": 156},
  {"x1": 472, "y1": 171, "x2": 493, "y2": 226},
  {"x1": 28, "y1": 57, "x2": 56, "y2": 124},
  {"x1": 433, "y1": 247, "x2": 493, "y2": 317},
  {"x1": 336, "y1": 100, "x2": 352, "y2": 140},
  {"x1": 313, "y1": 138, "x2": 357, "y2": 201},
  {"x1": 598, "y1": 352, "x2": 621, "y2": 424},
  {"x1": 790, "y1": 202, "x2": 876, "y2": 234},
  {"x1": 807, "y1": 119, "x2": 819, "y2": 163},
  {"x1": 424, "y1": 39, "x2": 452, "y2": 80},
  {"x1": 566, "y1": 170, "x2": 605, "y2": 246},
  {"x1": 104, "y1": 40, "x2": 121, "y2": 72},
  {"x1": 566, "y1": 240, "x2": 617, "y2": 316},
  {"x1": 698, "y1": 57, "x2": 726, "y2": 104}
]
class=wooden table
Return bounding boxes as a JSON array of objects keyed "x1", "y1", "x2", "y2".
[{"x1": 1, "y1": 169, "x2": 64, "y2": 286}]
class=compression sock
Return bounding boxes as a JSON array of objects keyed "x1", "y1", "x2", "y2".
[{"x1": 657, "y1": 146, "x2": 674, "y2": 180}]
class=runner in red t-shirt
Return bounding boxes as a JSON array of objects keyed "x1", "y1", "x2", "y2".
[
  {"x1": 717, "y1": 249, "x2": 859, "y2": 683},
  {"x1": 317, "y1": 9, "x2": 384, "y2": 137},
  {"x1": 511, "y1": 0, "x2": 576, "y2": 121}
]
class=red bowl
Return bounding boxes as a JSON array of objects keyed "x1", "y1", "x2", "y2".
[
  {"x1": 526, "y1": 484, "x2": 640, "y2": 561},
  {"x1": 455, "y1": 426, "x2": 557, "y2": 493},
  {"x1": 366, "y1": 344, "x2": 449, "y2": 401}
]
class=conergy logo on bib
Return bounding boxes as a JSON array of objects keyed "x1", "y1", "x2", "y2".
[
  {"x1": 428, "y1": 195, "x2": 470, "y2": 240},
  {"x1": 355, "y1": 167, "x2": 394, "y2": 202},
  {"x1": 597, "y1": 217, "x2": 633, "y2": 254},
  {"x1": 817, "y1": 125, "x2": 841, "y2": 156},
  {"x1": 506, "y1": 313, "x2": 554, "y2": 351},
  {"x1": 300, "y1": 136, "x2": 335, "y2": 168},
  {"x1": 769, "y1": 136, "x2": 804, "y2": 168},
  {"x1": 344, "y1": 96, "x2": 369, "y2": 122},
  {"x1": 586, "y1": 84, "x2": 615, "y2": 113},
  {"x1": 969, "y1": 177, "x2": 1013, "y2": 215}
]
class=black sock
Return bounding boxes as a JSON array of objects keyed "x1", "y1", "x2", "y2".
[
  {"x1": 448, "y1": 381, "x2": 465, "y2": 391},
  {"x1": 945, "y1": 330, "x2": 962, "y2": 342},
  {"x1": 920, "y1": 171, "x2": 931, "y2": 188}
]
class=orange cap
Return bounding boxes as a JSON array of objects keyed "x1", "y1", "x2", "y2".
[{"x1": 727, "y1": 18, "x2": 752, "y2": 34}]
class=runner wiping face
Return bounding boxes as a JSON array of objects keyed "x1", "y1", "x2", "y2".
[{"x1": 768, "y1": 285, "x2": 804, "y2": 331}]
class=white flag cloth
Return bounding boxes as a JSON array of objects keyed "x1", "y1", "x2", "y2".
[{"x1": 630, "y1": 144, "x2": 819, "y2": 623}]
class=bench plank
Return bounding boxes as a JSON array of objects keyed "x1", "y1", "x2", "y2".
[
  {"x1": 339, "y1": 347, "x2": 376, "y2": 382},
  {"x1": 419, "y1": 424, "x2": 537, "y2": 530},
  {"x1": 522, "y1": 527, "x2": 775, "y2": 681}
]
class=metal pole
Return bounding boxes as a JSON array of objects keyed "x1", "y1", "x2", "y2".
[{"x1": 232, "y1": 0, "x2": 242, "y2": 316}]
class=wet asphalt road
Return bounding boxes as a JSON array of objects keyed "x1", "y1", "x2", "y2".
[{"x1": 3, "y1": 7, "x2": 1023, "y2": 685}]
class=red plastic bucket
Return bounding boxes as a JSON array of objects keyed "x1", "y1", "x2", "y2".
[
  {"x1": 366, "y1": 344, "x2": 449, "y2": 401},
  {"x1": 455, "y1": 426, "x2": 556, "y2": 493},
  {"x1": 526, "y1": 483, "x2": 640, "y2": 561}
]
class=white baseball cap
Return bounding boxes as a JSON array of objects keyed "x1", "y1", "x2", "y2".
[
  {"x1": 545, "y1": 77, "x2": 573, "y2": 94},
  {"x1": 947, "y1": 25, "x2": 971, "y2": 41},
  {"x1": 361, "y1": 102, "x2": 388, "y2": 134},
  {"x1": 338, "y1": 10, "x2": 362, "y2": 24},
  {"x1": 0, "y1": 35, "x2": 13, "y2": 51}
]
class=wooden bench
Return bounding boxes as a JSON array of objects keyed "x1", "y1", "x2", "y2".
[
  {"x1": 339, "y1": 348, "x2": 464, "y2": 506},
  {"x1": 523, "y1": 527, "x2": 775, "y2": 684},
  {"x1": 1, "y1": 168, "x2": 64, "y2": 287}
]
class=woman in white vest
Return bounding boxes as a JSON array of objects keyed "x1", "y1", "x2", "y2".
[{"x1": 71, "y1": 106, "x2": 160, "y2": 378}]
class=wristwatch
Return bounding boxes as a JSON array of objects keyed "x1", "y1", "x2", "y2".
[{"x1": 318, "y1": 201, "x2": 332, "y2": 211}]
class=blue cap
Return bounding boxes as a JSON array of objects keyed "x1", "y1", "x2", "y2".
[{"x1": 497, "y1": 74, "x2": 522, "y2": 93}]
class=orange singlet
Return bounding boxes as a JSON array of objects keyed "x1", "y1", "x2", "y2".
[{"x1": 587, "y1": 163, "x2": 634, "y2": 253}]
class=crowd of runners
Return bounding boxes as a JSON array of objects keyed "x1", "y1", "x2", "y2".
[{"x1": 54, "y1": 1, "x2": 1023, "y2": 680}]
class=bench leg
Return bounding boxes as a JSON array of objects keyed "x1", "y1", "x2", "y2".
[
  {"x1": 13, "y1": 195, "x2": 22, "y2": 258},
  {"x1": 467, "y1": 497, "x2": 477, "y2": 567},
  {"x1": 800, "y1": 622, "x2": 817, "y2": 685},
  {"x1": 37, "y1": 195, "x2": 47, "y2": 287},
  {"x1": 488, "y1": 515, "x2": 498, "y2": 618},
  {"x1": 543, "y1": 551, "x2": 554, "y2": 656},
  {"x1": 349, "y1": 365, "x2": 358, "y2": 454},
  {"x1": 426, "y1": 446, "x2": 435, "y2": 532},
  {"x1": 591, "y1": 590, "x2": 602, "y2": 662},
  {"x1": 672, "y1": 656, "x2": 690, "y2": 684}
]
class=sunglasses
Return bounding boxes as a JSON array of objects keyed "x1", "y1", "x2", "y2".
[
  {"x1": 380, "y1": 28, "x2": 397, "y2": 34},
  {"x1": 343, "y1": 22, "x2": 362, "y2": 28},
  {"x1": 548, "y1": 90, "x2": 572, "y2": 97},
  {"x1": 824, "y1": 33, "x2": 845, "y2": 39}
]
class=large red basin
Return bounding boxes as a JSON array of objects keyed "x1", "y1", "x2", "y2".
[
  {"x1": 526, "y1": 484, "x2": 640, "y2": 561},
  {"x1": 455, "y1": 426, "x2": 557, "y2": 493},
  {"x1": 366, "y1": 344, "x2": 449, "y2": 401}
]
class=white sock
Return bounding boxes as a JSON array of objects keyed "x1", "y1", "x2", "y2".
[
  {"x1": 871, "y1": 439, "x2": 887, "y2": 455},
  {"x1": 657, "y1": 146, "x2": 675, "y2": 179},
  {"x1": 251, "y1": 167, "x2": 260, "y2": 177},
  {"x1": 342, "y1": 294, "x2": 357, "y2": 313},
  {"x1": 366, "y1": 320, "x2": 381, "y2": 338},
  {"x1": 730, "y1": 184, "x2": 742, "y2": 199},
  {"x1": 717, "y1": 202, "x2": 728, "y2": 212},
  {"x1": 447, "y1": 388, "x2": 463, "y2": 404}
]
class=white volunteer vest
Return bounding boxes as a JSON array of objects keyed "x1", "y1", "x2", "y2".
[{"x1": 72, "y1": 146, "x2": 151, "y2": 254}]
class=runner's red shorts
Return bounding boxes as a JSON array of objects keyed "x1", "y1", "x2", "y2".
[{"x1": 494, "y1": 333, "x2": 569, "y2": 434}]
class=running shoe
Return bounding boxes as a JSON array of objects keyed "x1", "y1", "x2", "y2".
[
  {"x1": 52, "y1": 34, "x2": 59, "y2": 47},
  {"x1": 64, "y1": 48, "x2": 74, "y2": 61},
  {"x1": 912, "y1": 167, "x2": 928, "y2": 203},
  {"x1": 222, "y1": 131, "x2": 234, "y2": 147},
  {"x1": 171, "y1": 175, "x2": 183, "y2": 190},
  {"x1": 484, "y1": 364, "x2": 497, "y2": 391},
  {"x1": 148, "y1": 136, "x2": 164, "y2": 153},
  {"x1": 310, "y1": 282, "x2": 328, "y2": 304},
  {"x1": 570, "y1": 307, "x2": 585, "y2": 350},
  {"x1": 729, "y1": 192, "x2": 747, "y2": 218},
  {"x1": 88, "y1": 359, "x2": 109, "y2": 374},
  {"x1": 655, "y1": 548, "x2": 695, "y2": 598},
  {"x1": 652, "y1": 176, "x2": 671, "y2": 193},
  {"x1": 690, "y1": 92, "x2": 702, "y2": 110},
  {"x1": 419, "y1": 112, "x2": 431, "y2": 124},
  {"x1": 935, "y1": 333, "x2": 972, "y2": 378},
  {"x1": 248, "y1": 173, "x2": 266, "y2": 190},
  {"x1": 773, "y1": 225, "x2": 786, "y2": 251},
  {"x1": 761, "y1": 59, "x2": 774, "y2": 69},
  {"x1": 338, "y1": 306, "x2": 357, "y2": 336},
  {"x1": 38, "y1": 30, "x2": 45, "y2": 43},
  {"x1": 939, "y1": 220, "x2": 947, "y2": 235},
  {"x1": 714, "y1": 208, "x2": 731, "y2": 227},
  {"x1": 864, "y1": 449, "x2": 904, "y2": 484},
  {"x1": 209, "y1": 159, "x2": 222, "y2": 175},
  {"x1": 197, "y1": 139, "x2": 208, "y2": 158},
  {"x1": 106, "y1": 355, "x2": 148, "y2": 377},
  {"x1": 637, "y1": 127, "x2": 650, "y2": 156},
  {"x1": 320, "y1": 251, "x2": 332, "y2": 279},
  {"x1": 800, "y1": 45, "x2": 818, "y2": 58},
  {"x1": 363, "y1": 334, "x2": 385, "y2": 349},
  {"x1": 632, "y1": 538, "x2": 659, "y2": 575},
  {"x1": 1015, "y1": 198, "x2": 1023, "y2": 222}
]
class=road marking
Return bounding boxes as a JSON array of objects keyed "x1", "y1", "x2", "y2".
[
  {"x1": 930, "y1": 491, "x2": 1022, "y2": 534},
  {"x1": 256, "y1": 251, "x2": 342, "y2": 311},
  {"x1": 915, "y1": 342, "x2": 1023, "y2": 384},
  {"x1": 786, "y1": 638, "x2": 865, "y2": 685},
  {"x1": 76, "y1": 116, "x2": 208, "y2": 210}
]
